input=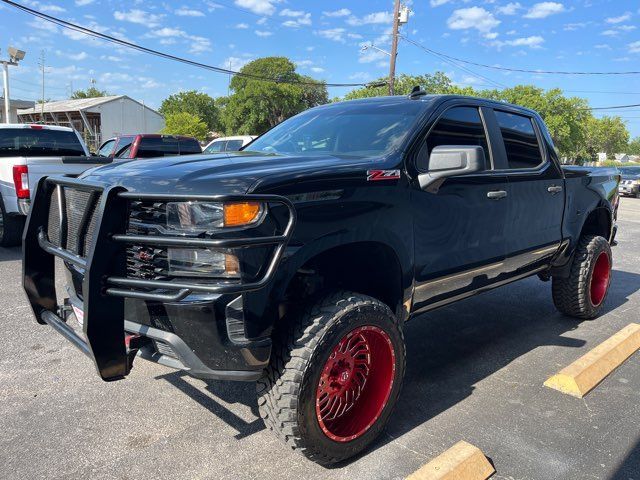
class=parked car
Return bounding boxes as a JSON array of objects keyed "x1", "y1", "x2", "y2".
[
  {"x1": 23, "y1": 93, "x2": 620, "y2": 464},
  {"x1": 617, "y1": 166, "x2": 640, "y2": 198},
  {"x1": 0, "y1": 124, "x2": 116, "y2": 247},
  {"x1": 98, "y1": 134, "x2": 202, "y2": 159},
  {"x1": 203, "y1": 135, "x2": 256, "y2": 153}
]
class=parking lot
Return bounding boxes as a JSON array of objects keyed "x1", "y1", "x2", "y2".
[{"x1": 0, "y1": 197, "x2": 638, "y2": 480}]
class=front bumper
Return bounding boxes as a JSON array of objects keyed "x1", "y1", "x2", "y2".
[
  {"x1": 23, "y1": 176, "x2": 295, "y2": 382},
  {"x1": 618, "y1": 184, "x2": 639, "y2": 196}
]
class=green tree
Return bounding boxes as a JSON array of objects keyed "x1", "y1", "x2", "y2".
[
  {"x1": 161, "y1": 112, "x2": 209, "y2": 141},
  {"x1": 221, "y1": 57, "x2": 328, "y2": 135},
  {"x1": 159, "y1": 90, "x2": 219, "y2": 131},
  {"x1": 628, "y1": 137, "x2": 640, "y2": 156},
  {"x1": 71, "y1": 87, "x2": 108, "y2": 99},
  {"x1": 342, "y1": 72, "x2": 475, "y2": 100}
]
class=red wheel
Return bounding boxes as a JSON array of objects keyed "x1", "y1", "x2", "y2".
[
  {"x1": 316, "y1": 326, "x2": 395, "y2": 442},
  {"x1": 589, "y1": 251, "x2": 611, "y2": 307},
  {"x1": 257, "y1": 291, "x2": 406, "y2": 465}
]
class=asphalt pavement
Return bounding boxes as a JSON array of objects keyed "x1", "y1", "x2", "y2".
[{"x1": 1, "y1": 198, "x2": 639, "y2": 480}]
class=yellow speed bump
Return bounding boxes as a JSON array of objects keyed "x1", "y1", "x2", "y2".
[
  {"x1": 406, "y1": 441, "x2": 495, "y2": 480},
  {"x1": 544, "y1": 323, "x2": 640, "y2": 398}
]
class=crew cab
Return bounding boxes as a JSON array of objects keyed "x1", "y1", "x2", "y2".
[
  {"x1": 0, "y1": 124, "x2": 112, "y2": 246},
  {"x1": 97, "y1": 134, "x2": 202, "y2": 159},
  {"x1": 22, "y1": 93, "x2": 620, "y2": 464}
]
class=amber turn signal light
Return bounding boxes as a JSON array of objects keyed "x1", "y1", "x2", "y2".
[{"x1": 223, "y1": 202, "x2": 262, "y2": 227}]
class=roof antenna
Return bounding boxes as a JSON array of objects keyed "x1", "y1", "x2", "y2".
[{"x1": 409, "y1": 85, "x2": 427, "y2": 99}]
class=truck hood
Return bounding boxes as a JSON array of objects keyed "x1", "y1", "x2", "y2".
[{"x1": 80, "y1": 151, "x2": 370, "y2": 194}]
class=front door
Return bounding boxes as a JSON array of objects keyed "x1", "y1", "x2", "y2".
[{"x1": 411, "y1": 105, "x2": 510, "y2": 313}]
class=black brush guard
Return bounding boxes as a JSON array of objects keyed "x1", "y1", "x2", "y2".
[{"x1": 23, "y1": 176, "x2": 296, "y2": 381}]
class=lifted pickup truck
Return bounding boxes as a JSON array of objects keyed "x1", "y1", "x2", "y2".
[{"x1": 23, "y1": 93, "x2": 620, "y2": 464}]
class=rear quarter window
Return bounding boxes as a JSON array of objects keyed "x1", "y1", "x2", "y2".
[
  {"x1": 495, "y1": 111, "x2": 544, "y2": 169},
  {"x1": 0, "y1": 128, "x2": 85, "y2": 157},
  {"x1": 136, "y1": 137, "x2": 180, "y2": 158}
]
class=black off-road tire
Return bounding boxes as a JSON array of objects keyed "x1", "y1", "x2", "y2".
[
  {"x1": 256, "y1": 291, "x2": 406, "y2": 465},
  {"x1": 0, "y1": 199, "x2": 25, "y2": 247},
  {"x1": 552, "y1": 235, "x2": 612, "y2": 319}
]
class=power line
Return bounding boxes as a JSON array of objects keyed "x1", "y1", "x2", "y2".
[
  {"x1": 587, "y1": 104, "x2": 640, "y2": 111},
  {"x1": 400, "y1": 35, "x2": 640, "y2": 76},
  {"x1": 1, "y1": 0, "x2": 386, "y2": 89}
]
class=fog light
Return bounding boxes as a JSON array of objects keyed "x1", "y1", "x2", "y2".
[{"x1": 168, "y1": 248, "x2": 240, "y2": 278}]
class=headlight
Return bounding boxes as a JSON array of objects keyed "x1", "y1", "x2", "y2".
[
  {"x1": 167, "y1": 248, "x2": 240, "y2": 278},
  {"x1": 166, "y1": 201, "x2": 264, "y2": 233}
]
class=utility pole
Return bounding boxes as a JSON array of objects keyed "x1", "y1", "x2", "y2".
[
  {"x1": 388, "y1": 0, "x2": 402, "y2": 96},
  {"x1": 39, "y1": 50, "x2": 45, "y2": 122}
]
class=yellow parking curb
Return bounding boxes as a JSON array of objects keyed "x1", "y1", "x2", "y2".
[
  {"x1": 544, "y1": 323, "x2": 640, "y2": 398},
  {"x1": 406, "y1": 441, "x2": 495, "y2": 480}
]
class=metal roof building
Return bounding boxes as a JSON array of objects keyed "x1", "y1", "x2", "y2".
[
  {"x1": 17, "y1": 95, "x2": 165, "y2": 150},
  {"x1": 0, "y1": 97, "x2": 35, "y2": 123}
]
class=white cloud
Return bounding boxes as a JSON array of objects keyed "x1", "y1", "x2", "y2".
[
  {"x1": 496, "y1": 2, "x2": 521, "y2": 15},
  {"x1": 235, "y1": 23, "x2": 249, "y2": 29},
  {"x1": 55, "y1": 50, "x2": 88, "y2": 61},
  {"x1": 348, "y1": 72, "x2": 371, "y2": 81},
  {"x1": 601, "y1": 29, "x2": 619, "y2": 36},
  {"x1": 317, "y1": 28, "x2": 347, "y2": 43},
  {"x1": 235, "y1": 0, "x2": 279, "y2": 16},
  {"x1": 606, "y1": 12, "x2": 631, "y2": 24},
  {"x1": 75, "y1": 0, "x2": 94, "y2": 5},
  {"x1": 310, "y1": 67, "x2": 324, "y2": 73},
  {"x1": 113, "y1": 9, "x2": 164, "y2": 27},
  {"x1": 347, "y1": 11, "x2": 393, "y2": 26},
  {"x1": 39, "y1": 4, "x2": 65, "y2": 13},
  {"x1": 564, "y1": 22, "x2": 589, "y2": 31},
  {"x1": 447, "y1": 7, "x2": 500, "y2": 33},
  {"x1": 188, "y1": 35, "x2": 212, "y2": 53},
  {"x1": 484, "y1": 32, "x2": 499, "y2": 39},
  {"x1": 430, "y1": 0, "x2": 451, "y2": 7},
  {"x1": 280, "y1": 10, "x2": 311, "y2": 27},
  {"x1": 594, "y1": 44, "x2": 610, "y2": 50},
  {"x1": 254, "y1": 30, "x2": 273, "y2": 37},
  {"x1": 28, "y1": 18, "x2": 58, "y2": 33},
  {"x1": 523, "y1": 2, "x2": 565, "y2": 19},
  {"x1": 630, "y1": 41, "x2": 640, "y2": 54},
  {"x1": 175, "y1": 7, "x2": 205, "y2": 17},
  {"x1": 322, "y1": 8, "x2": 351, "y2": 17},
  {"x1": 221, "y1": 56, "x2": 252, "y2": 71},
  {"x1": 148, "y1": 27, "x2": 186, "y2": 38},
  {"x1": 618, "y1": 25, "x2": 636, "y2": 32},
  {"x1": 504, "y1": 35, "x2": 544, "y2": 47}
]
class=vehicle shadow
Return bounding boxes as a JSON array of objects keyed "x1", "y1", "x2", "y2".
[
  {"x1": 154, "y1": 370, "x2": 265, "y2": 440},
  {"x1": 609, "y1": 436, "x2": 640, "y2": 479},
  {"x1": 0, "y1": 246, "x2": 21, "y2": 263}
]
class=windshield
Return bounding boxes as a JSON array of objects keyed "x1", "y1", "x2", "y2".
[
  {"x1": 246, "y1": 101, "x2": 424, "y2": 158},
  {"x1": 0, "y1": 128, "x2": 85, "y2": 157},
  {"x1": 618, "y1": 167, "x2": 640, "y2": 176}
]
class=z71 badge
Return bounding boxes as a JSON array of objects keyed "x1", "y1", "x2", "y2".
[{"x1": 366, "y1": 169, "x2": 401, "y2": 181}]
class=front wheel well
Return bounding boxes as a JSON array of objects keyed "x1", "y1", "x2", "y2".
[{"x1": 280, "y1": 242, "x2": 404, "y2": 320}]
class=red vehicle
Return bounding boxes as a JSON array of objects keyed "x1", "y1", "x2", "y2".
[{"x1": 97, "y1": 134, "x2": 202, "y2": 159}]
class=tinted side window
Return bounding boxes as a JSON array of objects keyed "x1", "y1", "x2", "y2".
[
  {"x1": 115, "y1": 136, "x2": 135, "y2": 158},
  {"x1": 204, "y1": 141, "x2": 225, "y2": 153},
  {"x1": 179, "y1": 138, "x2": 202, "y2": 154},
  {"x1": 225, "y1": 139, "x2": 244, "y2": 151},
  {"x1": 137, "y1": 137, "x2": 179, "y2": 158},
  {"x1": 495, "y1": 111, "x2": 543, "y2": 169},
  {"x1": 98, "y1": 139, "x2": 115, "y2": 157},
  {"x1": 421, "y1": 107, "x2": 489, "y2": 170}
]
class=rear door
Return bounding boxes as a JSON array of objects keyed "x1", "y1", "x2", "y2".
[
  {"x1": 489, "y1": 108, "x2": 564, "y2": 276},
  {"x1": 411, "y1": 103, "x2": 510, "y2": 312}
]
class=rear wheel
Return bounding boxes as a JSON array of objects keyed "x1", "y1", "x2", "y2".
[
  {"x1": 257, "y1": 291, "x2": 405, "y2": 465},
  {"x1": 0, "y1": 200, "x2": 24, "y2": 247},
  {"x1": 552, "y1": 235, "x2": 612, "y2": 319}
]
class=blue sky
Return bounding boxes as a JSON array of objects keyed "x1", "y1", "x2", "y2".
[{"x1": 1, "y1": 0, "x2": 639, "y2": 137}]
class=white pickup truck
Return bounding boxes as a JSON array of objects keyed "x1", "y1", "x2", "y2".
[{"x1": 0, "y1": 124, "x2": 111, "y2": 246}]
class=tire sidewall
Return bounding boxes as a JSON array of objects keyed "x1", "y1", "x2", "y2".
[
  {"x1": 585, "y1": 238, "x2": 612, "y2": 314},
  {"x1": 296, "y1": 301, "x2": 405, "y2": 461}
]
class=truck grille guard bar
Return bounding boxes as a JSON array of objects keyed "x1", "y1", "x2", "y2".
[{"x1": 23, "y1": 175, "x2": 296, "y2": 381}]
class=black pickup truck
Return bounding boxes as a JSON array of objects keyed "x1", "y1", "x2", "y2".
[{"x1": 23, "y1": 92, "x2": 620, "y2": 464}]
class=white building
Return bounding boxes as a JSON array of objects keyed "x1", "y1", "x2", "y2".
[
  {"x1": 0, "y1": 97, "x2": 35, "y2": 123},
  {"x1": 614, "y1": 153, "x2": 631, "y2": 163},
  {"x1": 597, "y1": 152, "x2": 607, "y2": 163},
  {"x1": 17, "y1": 95, "x2": 164, "y2": 150}
]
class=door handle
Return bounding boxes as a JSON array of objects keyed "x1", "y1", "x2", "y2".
[
  {"x1": 487, "y1": 190, "x2": 508, "y2": 200},
  {"x1": 547, "y1": 185, "x2": 563, "y2": 194}
]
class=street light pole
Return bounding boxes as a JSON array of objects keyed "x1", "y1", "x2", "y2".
[{"x1": 388, "y1": 0, "x2": 402, "y2": 96}]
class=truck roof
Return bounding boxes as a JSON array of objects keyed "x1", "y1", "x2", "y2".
[
  {"x1": 0, "y1": 123, "x2": 75, "y2": 132},
  {"x1": 330, "y1": 94, "x2": 539, "y2": 117}
]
